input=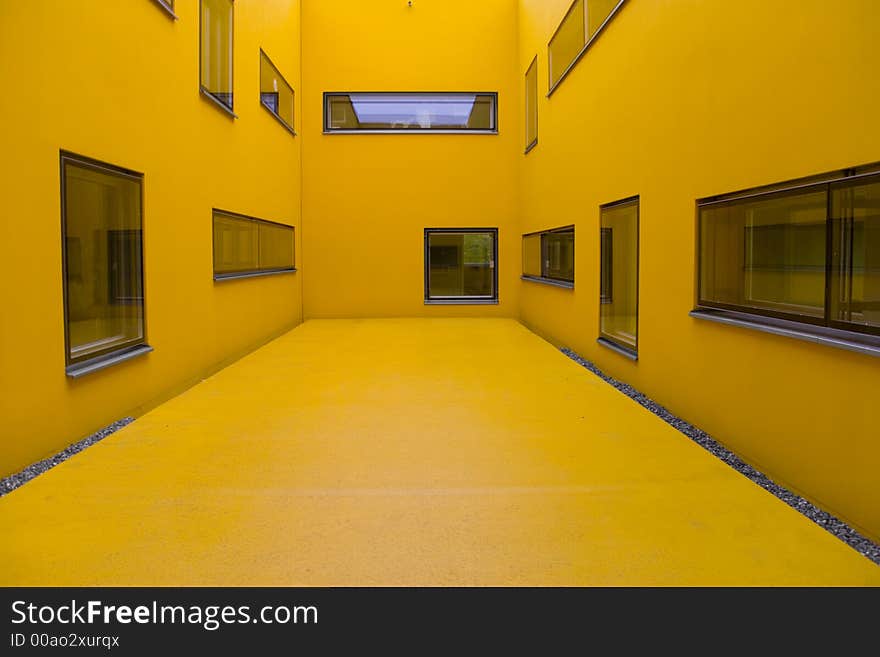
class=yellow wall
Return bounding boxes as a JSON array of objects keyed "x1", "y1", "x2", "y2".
[
  {"x1": 0, "y1": 0, "x2": 303, "y2": 477},
  {"x1": 300, "y1": 0, "x2": 520, "y2": 318},
  {"x1": 517, "y1": 0, "x2": 880, "y2": 539}
]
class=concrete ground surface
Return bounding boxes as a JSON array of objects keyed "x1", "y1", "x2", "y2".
[{"x1": 2, "y1": 319, "x2": 878, "y2": 585}]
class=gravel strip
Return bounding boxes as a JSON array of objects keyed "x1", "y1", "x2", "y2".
[
  {"x1": 0, "y1": 418, "x2": 134, "y2": 497},
  {"x1": 561, "y1": 348, "x2": 880, "y2": 566}
]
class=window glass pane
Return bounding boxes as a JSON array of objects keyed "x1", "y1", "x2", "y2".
[
  {"x1": 427, "y1": 231, "x2": 495, "y2": 299},
  {"x1": 326, "y1": 94, "x2": 496, "y2": 132},
  {"x1": 213, "y1": 211, "x2": 294, "y2": 277},
  {"x1": 542, "y1": 230, "x2": 574, "y2": 281},
  {"x1": 259, "y1": 222, "x2": 295, "y2": 270},
  {"x1": 63, "y1": 159, "x2": 144, "y2": 363},
  {"x1": 700, "y1": 190, "x2": 827, "y2": 318},
  {"x1": 831, "y1": 177, "x2": 880, "y2": 329},
  {"x1": 200, "y1": 0, "x2": 233, "y2": 109},
  {"x1": 600, "y1": 200, "x2": 638, "y2": 351},
  {"x1": 525, "y1": 57, "x2": 538, "y2": 150},
  {"x1": 586, "y1": 0, "x2": 620, "y2": 37},
  {"x1": 260, "y1": 51, "x2": 294, "y2": 132},
  {"x1": 549, "y1": 0, "x2": 584, "y2": 88},
  {"x1": 522, "y1": 234, "x2": 541, "y2": 278}
]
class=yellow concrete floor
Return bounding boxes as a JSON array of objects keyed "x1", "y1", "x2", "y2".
[{"x1": 2, "y1": 319, "x2": 878, "y2": 585}]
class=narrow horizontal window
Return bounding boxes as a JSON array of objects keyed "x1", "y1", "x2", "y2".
[
  {"x1": 697, "y1": 166, "x2": 880, "y2": 340},
  {"x1": 525, "y1": 56, "x2": 538, "y2": 152},
  {"x1": 213, "y1": 210, "x2": 294, "y2": 279},
  {"x1": 600, "y1": 197, "x2": 639, "y2": 356},
  {"x1": 200, "y1": 0, "x2": 234, "y2": 113},
  {"x1": 425, "y1": 229, "x2": 498, "y2": 302},
  {"x1": 548, "y1": 0, "x2": 627, "y2": 93},
  {"x1": 522, "y1": 226, "x2": 574, "y2": 285},
  {"x1": 61, "y1": 153, "x2": 147, "y2": 370},
  {"x1": 324, "y1": 93, "x2": 497, "y2": 133},
  {"x1": 260, "y1": 49, "x2": 295, "y2": 134}
]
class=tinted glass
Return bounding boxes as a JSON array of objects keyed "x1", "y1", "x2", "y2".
[
  {"x1": 830, "y1": 177, "x2": 880, "y2": 329},
  {"x1": 260, "y1": 51, "x2": 294, "y2": 132},
  {"x1": 213, "y1": 211, "x2": 294, "y2": 277},
  {"x1": 542, "y1": 230, "x2": 574, "y2": 282},
  {"x1": 700, "y1": 189, "x2": 827, "y2": 318},
  {"x1": 549, "y1": 0, "x2": 584, "y2": 87},
  {"x1": 427, "y1": 231, "x2": 496, "y2": 299},
  {"x1": 326, "y1": 94, "x2": 496, "y2": 132},
  {"x1": 600, "y1": 200, "x2": 638, "y2": 351},
  {"x1": 525, "y1": 57, "x2": 538, "y2": 150},
  {"x1": 200, "y1": 0, "x2": 234, "y2": 110},
  {"x1": 63, "y1": 158, "x2": 144, "y2": 363}
]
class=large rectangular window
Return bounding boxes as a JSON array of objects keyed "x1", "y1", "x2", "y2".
[
  {"x1": 324, "y1": 93, "x2": 497, "y2": 133},
  {"x1": 522, "y1": 227, "x2": 574, "y2": 287},
  {"x1": 599, "y1": 197, "x2": 639, "y2": 357},
  {"x1": 548, "y1": 0, "x2": 626, "y2": 93},
  {"x1": 260, "y1": 49, "x2": 295, "y2": 135},
  {"x1": 525, "y1": 56, "x2": 538, "y2": 153},
  {"x1": 425, "y1": 229, "x2": 497, "y2": 303},
  {"x1": 697, "y1": 168, "x2": 880, "y2": 346},
  {"x1": 200, "y1": 0, "x2": 234, "y2": 113},
  {"x1": 213, "y1": 210, "x2": 295, "y2": 280},
  {"x1": 61, "y1": 153, "x2": 148, "y2": 374}
]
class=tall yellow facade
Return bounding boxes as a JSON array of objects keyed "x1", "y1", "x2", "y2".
[{"x1": 0, "y1": 0, "x2": 878, "y2": 542}]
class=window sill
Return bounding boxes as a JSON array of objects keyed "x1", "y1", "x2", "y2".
[
  {"x1": 524, "y1": 140, "x2": 538, "y2": 155},
  {"x1": 66, "y1": 344, "x2": 153, "y2": 379},
  {"x1": 425, "y1": 298, "x2": 499, "y2": 305},
  {"x1": 521, "y1": 275, "x2": 573, "y2": 289},
  {"x1": 597, "y1": 337, "x2": 638, "y2": 361},
  {"x1": 689, "y1": 308, "x2": 880, "y2": 358},
  {"x1": 323, "y1": 129, "x2": 498, "y2": 135},
  {"x1": 200, "y1": 88, "x2": 238, "y2": 119},
  {"x1": 261, "y1": 103, "x2": 296, "y2": 137},
  {"x1": 214, "y1": 268, "x2": 297, "y2": 282}
]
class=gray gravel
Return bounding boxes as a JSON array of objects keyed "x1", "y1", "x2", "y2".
[
  {"x1": 561, "y1": 348, "x2": 880, "y2": 566},
  {"x1": 0, "y1": 418, "x2": 134, "y2": 497}
]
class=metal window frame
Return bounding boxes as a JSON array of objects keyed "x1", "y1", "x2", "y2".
[
  {"x1": 211, "y1": 208, "x2": 296, "y2": 280},
  {"x1": 259, "y1": 48, "x2": 296, "y2": 137},
  {"x1": 694, "y1": 164, "x2": 880, "y2": 341},
  {"x1": 521, "y1": 225, "x2": 574, "y2": 286},
  {"x1": 199, "y1": 0, "x2": 236, "y2": 116},
  {"x1": 60, "y1": 151, "x2": 149, "y2": 375},
  {"x1": 323, "y1": 92, "x2": 499, "y2": 135},
  {"x1": 599, "y1": 226, "x2": 612, "y2": 303},
  {"x1": 524, "y1": 55, "x2": 538, "y2": 154},
  {"x1": 424, "y1": 227, "x2": 499, "y2": 303},
  {"x1": 598, "y1": 195, "x2": 639, "y2": 358},
  {"x1": 547, "y1": 0, "x2": 628, "y2": 97},
  {"x1": 151, "y1": 0, "x2": 177, "y2": 19}
]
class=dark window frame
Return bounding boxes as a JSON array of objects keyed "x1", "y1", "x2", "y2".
[
  {"x1": 323, "y1": 92, "x2": 498, "y2": 135},
  {"x1": 525, "y1": 55, "x2": 538, "y2": 154},
  {"x1": 521, "y1": 225, "x2": 574, "y2": 288},
  {"x1": 598, "y1": 195, "x2": 639, "y2": 359},
  {"x1": 600, "y1": 226, "x2": 613, "y2": 303},
  {"x1": 259, "y1": 49, "x2": 296, "y2": 136},
  {"x1": 212, "y1": 208, "x2": 296, "y2": 280},
  {"x1": 60, "y1": 151, "x2": 150, "y2": 376},
  {"x1": 424, "y1": 227, "x2": 499, "y2": 304},
  {"x1": 547, "y1": 0, "x2": 628, "y2": 96},
  {"x1": 199, "y1": 0, "x2": 236, "y2": 117},
  {"x1": 695, "y1": 165, "x2": 880, "y2": 349}
]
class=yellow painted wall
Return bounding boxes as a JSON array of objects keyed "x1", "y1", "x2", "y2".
[
  {"x1": 0, "y1": 0, "x2": 303, "y2": 477},
  {"x1": 517, "y1": 0, "x2": 880, "y2": 539},
  {"x1": 301, "y1": 0, "x2": 520, "y2": 318}
]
